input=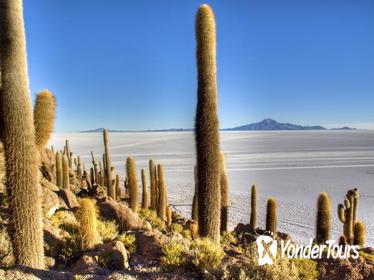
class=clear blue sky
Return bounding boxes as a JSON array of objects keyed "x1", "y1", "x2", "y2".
[{"x1": 24, "y1": 0, "x2": 374, "y2": 131}]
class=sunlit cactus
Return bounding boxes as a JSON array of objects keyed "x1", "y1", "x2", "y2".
[
  {"x1": 33, "y1": 89, "x2": 56, "y2": 150},
  {"x1": 103, "y1": 129, "x2": 114, "y2": 199},
  {"x1": 266, "y1": 198, "x2": 277, "y2": 233},
  {"x1": 316, "y1": 192, "x2": 331, "y2": 244},
  {"x1": 157, "y1": 164, "x2": 167, "y2": 221},
  {"x1": 167, "y1": 206, "x2": 172, "y2": 227},
  {"x1": 354, "y1": 221, "x2": 366, "y2": 248},
  {"x1": 337, "y1": 188, "x2": 359, "y2": 244},
  {"x1": 0, "y1": 0, "x2": 44, "y2": 267},
  {"x1": 115, "y1": 174, "x2": 122, "y2": 199},
  {"x1": 62, "y1": 154, "x2": 70, "y2": 190},
  {"x1": 194, "y1": 3, "x2": 221, "y2": 243},
  {"x1": 141, "y1": 168, "x2": 149, "y2": 209},
  {"x1": 127, "y1": 156, "x2": 138, "y2": 212},
  {"x1": 149, "y1": 160, "x2": 157, "y2": 209},
  {"x1": 250, "y1": 185, "x2": 257, "y2": 231},
  {"x1": 55, "y1": 151, "x2": 63, "y2": 188},
  {"x1": 77, "y1": 198, "x2": 101, "y2": 250}
]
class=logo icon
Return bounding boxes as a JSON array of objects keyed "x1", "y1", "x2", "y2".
[{"x1": 256, "y1": 235, "x2": 277, "y2": 265}]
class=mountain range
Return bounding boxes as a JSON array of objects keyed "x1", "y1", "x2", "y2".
[{"x1": 83, "y1": 119, "x2": 356, "y2": 132}]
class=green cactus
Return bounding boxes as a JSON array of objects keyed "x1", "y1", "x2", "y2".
[
  {"x1": 250, "y1": 184, "x2": 257, "y2": 231},
  {"x1": 33, "y1": 89, "x2": 56, "y2": 150},
  {"x1": 77, "y1": 198, "x2": 101, "y2": 250},
  {"x1": 0, "y1": 0, "x2": 44, "y2": 267},
  {"x1": 126, "y1": 156, "x2": 138, "y2": 212},
  {"x1": 266, "y1": 198, "x2": 277, "y2": 233},
  {"x1": 141, "y1": 168, "x2": 149, "y2": 209},
  {"x1": 220, "y1": 152, "x2": 229, "y2": 233},
  {"x1": 192, "y1": 165, "x2": 198, "y2": 221},
  {"x1": 103, "y1": 129, "x2": 114, "y2": 199},
  {"x1": 353, "y1": 221, "x2": 366, "y2": 248},
  {"x1": 55, "y1": 151, "x2": 63, "y2": 188},
  {"x1": 194, "y1": 4, "x2": 221, "y2": 243},
  {"x1": 149, "y1": 159, "x2": 157, "y2": 209},
  {"x1": 337, "y1": 188, "x2": 359, "y2": 244},
  {"x1": 157, "y1": 164, "x2": 167, "y2": 221},
  {"x1": 62, "y1": 154, "x2": 70, "y2": 190},
  {"x1": 316, "y1": 192, "x2": 331, "y2": 244}
]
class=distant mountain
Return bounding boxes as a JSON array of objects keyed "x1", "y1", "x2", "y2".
[
  {"x1": 82, "y1": 119, "x2": 356, "y2": 132},
  {"x1": 226, "y1": 118, "x2": 355, "y2": 131}
]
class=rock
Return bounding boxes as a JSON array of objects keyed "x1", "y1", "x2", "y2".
[
  {"x1": 95, "y1": 241, "x2": 129, "y2": 270},
  {"x1": 42, "y1": 187, "x2": 59, "y2": 217},
  {"x1": 43, "y1": 222, "x2": 63, "y2": 259},
  {"x1": 136, "y1": 230, "x2": 169, "y2": 260},
  {"x1": 57, "y1": 189, "x2": 79, "y2": 209},
  {"x1": 99, "y1": 198, "x2": 143, "y2": 231},
  {"x1": 143, "y1": 221, "x2": 152, "y2": 231},
  {"x1": 44, "y1": 256, "x2": 56, "y2": 269},
  {"x1": 71, "y1": 254, "x2": 107, "y2": 275},
  {"x1": 71, "y1": 241, "x2": 129, "y2": 274},
  {"x1": 41, "y1": 177, "x2": 59, "y2": 192}
]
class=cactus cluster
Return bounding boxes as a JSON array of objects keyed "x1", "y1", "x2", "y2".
[{"x1": 337, "y1": 188, "x2": 359, "y2": 245}]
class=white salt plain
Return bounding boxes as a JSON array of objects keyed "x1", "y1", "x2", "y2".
[{"x1": 49, "y1": 130, "x2": 374, "y2": 246}]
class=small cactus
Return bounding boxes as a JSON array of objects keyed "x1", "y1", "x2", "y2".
[
  {"x1": 115, "y1": 174, "x2": 122, "y2": 199},
  {"x1": 103, "y1": 130, "x2": 114, "y2": 199},
  {"x1": 166, "y1": 206, "x2": 172, "y2": 227},
  {"x1": 353, "y1": 221, "x2": 366, "y2": 247},
  {"x1": 77, "y1": 198, "x2": 101, "y2": 250},
  {"x1": 33, "y1": 89, "x2": 56, "y2": 150},
  {"x1": 250, "y1": 185, "x2": 257, "y2": 231},
  {"x1": 62, "y1": 154, "x2": 70, "y2": 190},
  {"x1": 127, "y1": 156, "x2": 138, "y2": 212},
  {"x1": 141, "y1": 168, "x2": 149, "y2": 209},
  {"x1": 220, "y1": 152, "x2": 229, "y2": 233},
  {"x1": 55, "y1": 151, "x2": 63, "y2": 188},
  {"x1": 316, "y1": 192, "x2": 331, "y2": 244},
  {"x1": 149, "y1": 160, "x2": 157, "y2": 209},
  {"x1": 266, "y1": 198, "x2": 277, "y2": 233},
  {"x1": 157, "y1": 164, "x2": 167, "y2": 221}
]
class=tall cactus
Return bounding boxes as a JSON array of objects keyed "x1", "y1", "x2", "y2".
[
  {"x1": 33, "y1": 89, "x2": 56, "y2": 150},
  {"x1": 62, "y1": 154, "x2": 70, "y2": 190},
  {"x1": 149, "y1": 159, "x2": 157, "y2": 209},
  {"x1": 220, "y1": 152, "x2": 229, "y2": 233},
  {"x1": 192, "y1": 165, "x2": 198, "y2": 221},
  {"x1": 353, "y1": 221, "x2": 366, "y2": 248},
  {"x1": 126, "y1": 156, "x2": 138, "y2": 212},
  {"x1": 337, "y1": 188, "x2": 359, "y2": 244},
  {"x1": 103, "y1": 129, "x2": 114, "y2": 199},
  {"x1": 157, "y1": 164, "x2": 167, "y2": 221},
  {"x1": 55, "y1": 151, "x2": 63, "y2": 188},
  {"x1": 0, "y1": 0, "x2": 44, "y2": 268},
  {"x1": 115, "y1": 174, "x2": 122, "y2": 199},
  {"x1": 316, "y1": 192, "x2": 331, "y2": 244},
  {"x1": 266, "y1": 198, "x2": 277, "y2": 233},
  {"x1": 250, "y1": 185, "x2": 257, "y2": 231},
  {"x1": 194, "y1": 4, "x2": 221, "y2": 242},
  {"x1": 77, "y1": 198, "x2": 101, "y2": 250},
  {"x1": 141, "y1": 168, "x2": 149, "y2": 209}
]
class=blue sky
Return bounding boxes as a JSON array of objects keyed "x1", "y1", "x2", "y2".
[{"x1": 24, "y1": 0, "x2": 374, "y2": 131}]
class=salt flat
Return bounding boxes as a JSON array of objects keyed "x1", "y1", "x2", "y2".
[{"x1": 49, "y1": 130, "x2": 374, "y2": 245}]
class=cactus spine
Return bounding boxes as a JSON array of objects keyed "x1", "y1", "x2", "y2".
[
  {"x1": 316, "y1": 192, "x2": 331, "y2": 244},
  {"x1": 266, "y1": 198, "x2": 277, "y2": 233},
  {"x1": 77, "y1": 198, "x2": 101, "y2": 250},
  {"x1": 194, "y1": 4, "x2": 221, "y2": 243},
  {"x1": 126, "y1": 156, "x2": 138, "y2": 212},
  {"x1": 103, "y1": 129, "x2": 114, "y2": 199},
  {"x1": 0, "y1": 0, "x2": 44, "y2": 267},
  {"x1": 353, "y1": 221, "x2": 366, "y2": 247},
  {"x1": 62, "y1": 154, "x2": 70, "y2": 190},
  {"x1": 141, "y1": 168, "x2": 149, "y2": 209},
  {"x1": 149, "y1": 160, "x2": 157, "y2": 209},
  {"x1": 220, "y1": 152, "x2": 229, "y2": 233},
  {"x1": 55, "y1": 151, "x2": 63, "y2": 188},
  {"x1": 250, "y1": 185, "x2": 257, "y2": 231},
  {"x1": 337, "y1": 188, "x2": 359, "y2": 244},
  {"x1": 33, "y1": 89, "x2": 56, "y2": 150},
  {"x1": 192, "y1": 165, "x2": 198, "y2": 221},
  {"x1": 157, "y1": 164, "x2": 167, "y2": 221}
]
